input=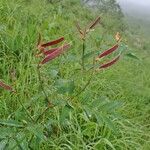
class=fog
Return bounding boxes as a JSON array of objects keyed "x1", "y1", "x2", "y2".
[
  {"x1": 118, "y1": 0, "x2": 150, "y2": 7},
  {"x1": 117, "y1": 0, "x2": 150, "y2": 20}
]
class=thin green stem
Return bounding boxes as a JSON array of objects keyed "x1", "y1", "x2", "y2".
[
  {"x1": 36, "y1": 106, "x2": 50, "y2": 122},
  {"x1": 82, "y1": 40, "x2": 85, "y2": 70},
  {"x1": 28, "y1": 134, "x2": 34, "y2": 149},
  {"x1": 36, "y1": 66, "x2": 54, "y2": 123},
  {"x1": 18, "y1": 98, "x2": 34, "y2": 122},
  {"x1": 67, "y1": 70, "x2": 95, "y2": 104},
  {"x1": 75, "y1": 71, "x2": 94, "y2": 97},
  {"x1": 13, "y1": 67, "x2": 53, "y2": 148},
  {"x1": 37, "y1": 66, "x2": 49, "y2": 103}
]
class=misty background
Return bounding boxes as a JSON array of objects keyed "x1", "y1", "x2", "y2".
[
  {"x1": 86, "y1": 0, "x2": 150, "y2": 37},
  {"x1": 117, "y1": 0, "x2": 150, "y2": 37},
  {"x1": 118, "y1": 0, "x2": 150, "y2": 20}
]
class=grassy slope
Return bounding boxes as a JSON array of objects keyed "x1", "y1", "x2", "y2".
[{"x1": 0, "y1": 0, "x2": 150, "y2": 149}]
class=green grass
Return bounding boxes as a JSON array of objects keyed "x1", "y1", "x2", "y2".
[{"x1": 0, "y1": 0, "x2": 150, "y2": 149}]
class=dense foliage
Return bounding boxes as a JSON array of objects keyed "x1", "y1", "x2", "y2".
[{"x1": 0, "y1": 0, "x2": 149, "y2": 149}]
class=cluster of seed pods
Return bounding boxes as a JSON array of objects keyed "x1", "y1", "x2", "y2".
[
  {"x1": 0, "y1": 16, "x2": 122, "y2": 92},
  {"x1": 97, "y1": 37, "x2": 121, "y2": 69},
  {"x1": 75, "y1": 16, "x2": 121, "y2": 70},
  {"x1": 36, "y1": 35, "x2": 71, "y2": 65}
]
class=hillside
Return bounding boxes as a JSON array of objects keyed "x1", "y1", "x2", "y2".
[
  {"x1": 117, "y1": 0, "x2": 150, "y2": 38},
  {"x1": 0, "y1": 0, "x2": 150, "y2": 149}
]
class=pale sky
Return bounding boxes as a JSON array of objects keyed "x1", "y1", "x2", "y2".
[
  {"x1": 118, "y1": 0, "x2": 150, "y2": 7},
  {"x1": 117, "y1": 0, "x2": 150, "y2": 17}
]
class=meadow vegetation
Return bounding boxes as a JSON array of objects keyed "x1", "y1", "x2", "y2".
[{"x1": 0, "y1": 0, "x2": 150, "y2": 149}]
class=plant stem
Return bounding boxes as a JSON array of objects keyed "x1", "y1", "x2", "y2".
[
  {"x1": 75, "y1": 71, "x2": 94, "y2": 97},
  {"x1": 82, "y1": 40, "x2": 85, "y2": 70},
  {"x1": 35, "y1": 106, "x2": 50, "y2": 122},
  {"x1": 36, "y1": 66, "x2": 54, "y2": 123},
  {"x1": 67, "y1": 70, "x2": 94, "y2": 104},
  {"x1": 18, "y1": 98, "x2": 34, "y2": 122},
  {"x1": 28, "y1": 135, "x2": 34, "y2": 149},
  {"x1": 37, "y1": 66, "x2": 49, "y2": 103}
]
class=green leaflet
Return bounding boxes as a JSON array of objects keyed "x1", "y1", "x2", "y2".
[
  {"x1": 83, "y1": 50, "x2": 100, "y2": 60},
  {"x1": 0, "y1": 119, "x2": 24, "y2": 128},
  {"x1": 27, "y1": 125, "x2": 46, "y2": 141},
  {"x1": 102, "y1": 115, "x2": 116, "y2": 132},
  {"x1": 55, "y1": 79, "x2": 75, "y2": 94},
  {"x1": 49, "y1": 69, "x2": 59, "y2": 79},
  {"x1": 59, "y1": 105, "x2": 72, "y2": 125},
  {"x1": 103, "y1": 138, "x2": 116, "y2": 150},
  {"x1": 126, "y1": 52, "x2": 140, "y2": 60},
  {"x1": 0, "y1": 128, "x2": 14, "y2": 139},
  {"x1": 0, "y1": 139, "x2": 8, "y2": 150}
]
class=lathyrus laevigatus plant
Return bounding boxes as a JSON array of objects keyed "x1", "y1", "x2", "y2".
[{"x1": 0, "y1": 16, "x2": 124, "y2": 149}]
